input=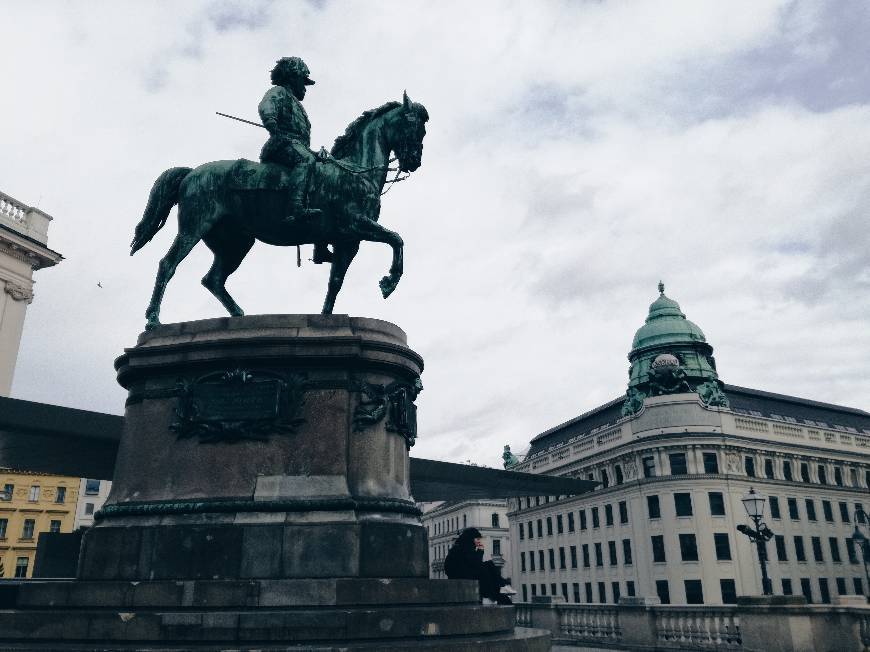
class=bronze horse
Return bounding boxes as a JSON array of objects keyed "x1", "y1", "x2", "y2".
[{"x1": 130, "y1": 93, "x2": 428, "y2": 329}]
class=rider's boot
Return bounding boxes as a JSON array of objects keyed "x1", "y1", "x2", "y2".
[
  {"x1": 313, "y1": 242, "x2": 333, "y2": 264},
  {"x1": 284, "y1": 186, "x2": 322, "y2": 225}
]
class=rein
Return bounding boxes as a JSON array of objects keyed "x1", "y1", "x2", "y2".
[{"x1": 323, "y1": 155, "x2": 410, "y2": 196}]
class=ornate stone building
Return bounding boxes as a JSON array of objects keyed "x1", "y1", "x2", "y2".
[
  {"x1": 508, "y1": 285, "x2": 870, "y2": 606},
  {"x1": 0, "y1": 190, "x2": 62, "y2": 396}
]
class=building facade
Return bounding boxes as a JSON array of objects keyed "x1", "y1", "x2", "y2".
[
  {"x1": 508, "y1": 285, "x2": 870, "y2": 606},
  {"x1": 74, "y1": 478, "x2": 113, "y2": 529},
  {"x1": 0, "y1": 468, "x2": 79, "y2": 578},
  {"x1": 421, "y1": 500, "x2": 512, "y2": 580},
  {"x1": 0, "y1": 190, "x2": 62, "y2": 397}
]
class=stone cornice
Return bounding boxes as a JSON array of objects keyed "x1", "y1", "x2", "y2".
[{"x1": 0, "y1": 227, "x2": 62, "y2": 270}]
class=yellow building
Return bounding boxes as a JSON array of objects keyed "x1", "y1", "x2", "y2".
[{"x1": 0, "y1": 468, "x2": 79, "y2": 578}]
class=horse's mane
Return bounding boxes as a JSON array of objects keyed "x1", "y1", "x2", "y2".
[{"x1": 331, "y1": 101, "x2": 401, "y2": 158}]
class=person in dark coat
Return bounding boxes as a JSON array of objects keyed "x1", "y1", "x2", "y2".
[{"x1": 444, "y1": 527, "x2": 512, "y2": 604}]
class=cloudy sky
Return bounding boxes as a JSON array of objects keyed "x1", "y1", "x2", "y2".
[{"x1": 3, "y1": 1, "x2": 869, "y2": 467}]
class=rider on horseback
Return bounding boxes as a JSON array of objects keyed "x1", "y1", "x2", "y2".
[{"x1": 259, "y1": 56, "x2": 332, "y2": 264}]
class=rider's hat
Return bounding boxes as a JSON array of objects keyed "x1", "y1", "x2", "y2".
[{"x1": 273, "y1": 56, "x2": 315, "y2": 85}]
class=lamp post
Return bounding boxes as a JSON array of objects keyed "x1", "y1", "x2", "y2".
[
  {"x1": 738, "y1": 487, "x2": 774, "y2": 596},
  {"x1": 851, "y1": 506, "x2": 870, "y2": 598}
]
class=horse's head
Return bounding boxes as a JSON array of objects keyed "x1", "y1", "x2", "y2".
[{"x1": 387, "y1": 91, "x2": 429, "y2": 173}]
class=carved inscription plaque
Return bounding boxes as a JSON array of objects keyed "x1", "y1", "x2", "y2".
[{"x1": 190, "y1": 381, "x2": 280, "y2": 422}]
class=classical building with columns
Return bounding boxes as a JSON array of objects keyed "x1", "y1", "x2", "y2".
[
  {"x1": 0, "y1": 190, "x2": 62, "y2": 396},
  {"x1": 508, "y1": 284, "x2": 870, "y2": 606}
]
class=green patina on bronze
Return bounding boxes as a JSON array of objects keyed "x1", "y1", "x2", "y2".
[
  {"x1": 130, "y1": 57, "x2": 429, "y2": 329},
  {"x1": 621, "y1": 282, "x2": 729, "y2": 416},
  {"x1": 502, "y1": 445, "x2": 520, "y2": 469}
]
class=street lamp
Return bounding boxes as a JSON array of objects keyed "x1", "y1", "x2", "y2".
[
  {"x1": 851, "y1": 506, "x2": 870, "y2": 598},
  {"x1": 738, "y1": 487, "x2": 775, "y2": 596}
]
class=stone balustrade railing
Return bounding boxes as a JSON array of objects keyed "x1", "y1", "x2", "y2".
[
  {"x1": 517, "y1": 596, "x2": 870, "y2": 651},
  {"x1": 0, "y1": 191, "x2": 28, "y2": 224}
]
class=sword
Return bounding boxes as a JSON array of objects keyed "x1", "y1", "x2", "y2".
[{"x1": 216, "y1": 112, "x2": 266, "y2": 129}]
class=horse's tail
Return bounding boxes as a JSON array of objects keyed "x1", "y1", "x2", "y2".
[{"x1": 130, "y1": 167, "x2": 192, "y2": 255}]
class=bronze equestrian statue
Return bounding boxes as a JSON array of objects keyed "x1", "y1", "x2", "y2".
[{"x1": 130, "y1": 59, "x2": 428, "y2": 330}]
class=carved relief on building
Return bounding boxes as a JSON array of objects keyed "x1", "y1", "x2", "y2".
[{"x1": 3, "y1": 280, "x2": 33, "y2": 303}]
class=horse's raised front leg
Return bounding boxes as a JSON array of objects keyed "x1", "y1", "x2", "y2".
[
  {"x1": 348, "y1": 217, "x2": 404, "y2": 298},
  {"x1": 322, "y1": 242, "x2": 359, "y2": 314}
]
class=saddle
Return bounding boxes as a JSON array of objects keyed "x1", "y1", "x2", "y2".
[{"x1": 228, "y1": 159, "x2": 308, "y2": 192}]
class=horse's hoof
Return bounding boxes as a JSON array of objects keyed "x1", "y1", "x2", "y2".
[{"x1": 379, "y1": 276, "x2": 396, "y2": 298}]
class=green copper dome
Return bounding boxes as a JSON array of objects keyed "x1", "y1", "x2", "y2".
[{"x1": 631, "y1": 284, "x2": 707, "y2": 350}]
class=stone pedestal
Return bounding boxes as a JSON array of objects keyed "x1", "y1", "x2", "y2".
[{"x1": 0, "y1": 315, "x2": 549, "y2": 650}]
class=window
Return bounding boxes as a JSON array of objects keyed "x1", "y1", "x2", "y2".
[
  {"x1": 585, "y1": 582, "x2": 593, "y2": 603},
  {"x1": 811, "y1": 536, "x2": 824, "y2": 562},
  {"x1": 55, "y1": 486, "x2": 66, "y2": 504},
  {"x1": 567, "y1": 512, "x2": 575, "y2": 532},
  {"x1": 561, "y1": 583, "x2": 568, "y2": 601},
  {"x1": 626, "y1": 581, "x2": 636, "y2": 597},
  {"x1": 579, "y1": 509, "x2": 587, "y2": 530},
  {"x1": 519, "y1": 523, "x2": 525, "y2": 540},
  {"x1": 847, "y1": 538, "x2": 859, "y2": 564},
  {"x1": 546, "y1": 517, "x2": 553, "y2": 536},
  {"x1": 794, "y1": 536, "x2": 807, "y2": 562},
  {"x1": 855, "y1": 578, "x2": 864, "y2": 596},
  {"x1": 800, "y1": 578, "x2": 813, "y2": 603},
  {"x1": 720, "y1": 579, "x2": 737, "y2": 604},
  {"x1": 619, "y1": 501, "x2": 629, "y2": 524},
  {"x1": 541, "y1": 584, "x2": 547, "y2": 596},
  {"x1": 531, "y1": 584, "x2": 537, "y2": 597},
  {"x1": 818, "y1": 465, "x2": 828, "y2": 485},
  {"x1": 85, "y1": 478, "x2": 101, "y2": 494},
  {"x1": 14, "y1": 557, "x2": 28, "y2": 578},
  {"x1": 822, "y1": 501, "x2": 834, "y2": 522},
  {"x1": 0, "y1": 518, "x2": 6, "y2": 538},
  {"x1": 49, "y1": 520, "x2": 61, "y2": 533},
  {"x1": 622, "y1": 539, "x2": 633, "y2": 565},
  {"x1": 714, "y1": 533, "x2": 732, "y2": 561},
  {"x1": 612, "y1": 582, "x2": 621, "y2": 603},
  {"x1": 829, "y1": 538, "x2": 841, "y2": 563},
  {"x1": 582, "y1": 544, "x2": 590, "y2": 568},
  {"x1": 572, "y1": 582, "x2": 580, "y2": 603},
  {"x1": 538, "y1": 550, "x2": 544, "y2": 570},
  {"x1": 702, "y1": 452, "x2": 719, "y2": 474},
  {"x1": 651, "y1": 535, "x2": 666, "y2": 563},
  {"x1": 615, "y1": 465, "x2": 624, "y2": 485},
  {"x1": 608, "y1": 540, "x2": 617, "y2": 566},
  {"x1": 1, "y1": 483, "x2": 12, "y2": 501},
  {"x1": 559, "y1": 547, "x2": 566, "y2": 569},
  {"x1": 656, "y1": 579, "x2": 671, "y2": 604},
  {"x1": 764, "y1": 458, "x2": 775, "y2": 479},
  {"x1": 556, "y1": 514, "x2": 563, "y2": 534},
  {"x1": 527, "y1": 520, "x2": 533, "y2": 539},
  {"x1": 642, "y1": 456, "x2": 656, "y2": 478},
  {"x1": 818, "y1": 578, "x2": 831, "y2": 604},
  {"x1": 28, "y1": 486, "x2": 40, "y2": 502},
  {"x1": 744, "y1": 457, "x2": 756, "y2": 477},
  {"x1": 591, "y1": 507, "x2": 600, "y2": 528},
  {"x1": 85, "y1": 503, "x2": 95, "y2": 515},
  {"x1": 684, "y1": 579, "x2": 704, "y2": 604},
  {"x1": 549, "y1": 548, "x2": 556, "y2": 570},
  {"x1": 680, "y1": 534, "x2": 699, "y2": 562},
  {"x1": 647, "y1": 495, "x2": 661, "y2": 519},
  {"x1": 775, "y1": 535, "x2": 788, "y2": 561},
  {"x1": 840, "y1": 502, "x2": 850, "y2": 523},
  {"x1": 594, "y1": 542, "x2": 603, "y2": 567},
  {"x1": 21, "y1": 519, "x2": 35, "y2": 539},
  {"x1": 492, "y1": 513, "x2": 499, "y2": 528},
  {"x1": 800, "y1": 463, "x2": 810, "y2": 483},
  {"x1": 787, "y1": 497, "x2": 799, "y2": 520},
  {"x1": 783, "y1": 461, "x2": 793, "y2": 481},
  {"x1": 520, "y1": 552, "x2": 526, "y2": 572},
  {"x1": 834, "y1": 467, "x2": 843, "y2": 486},
  {"x1": 600, "y1": 469, "x2": 609, "y2": 488},
  {"x1": 570, "y1": 545, "x2": 578, "y2": 568},
  {"x1": 537, "y1": 519, "x2": 543, "y2": 538},
  {"x1": 856, "y1": 504, "x2": 866, "y2": 524},
  {"x1": 597, "y1": 582, "x2": 606, "y2": 604},
  {"x1": 522, "y1": 585, "x2": 528, "y2": 601},
  {"x1": 529, "y1": 551, "x2": 535, "y2": 571},
  {"x1": 493, "y1": 539, "x2": 501, "y2": 556},
  {"x1": 674, "y1": 493, "x2": 693, "y2": 517},
  {"x1": 708, "y1": 491, "x2": 725, "y2": 516},
  {"x1": 605, "y1": 504, "x2": 614, "y2": 526},
  {"x1": 463, "y1": 514, "x2": 467, "y2": 528},
  {"x1": 836, "y1": 577, "x2": 847, "y2": 595},
  {"x1": 782, "y1": 578, "x2": 793, "y2": 595},
  {"x1": 769, "y1": 496, "x2": 781, "y2": 519},
  {"x1": 669, "y1": 453, "x2": 687, "y2": 475},
  {"x1": 805, "y1": 499, "x2": 817, "y2": 521}
]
